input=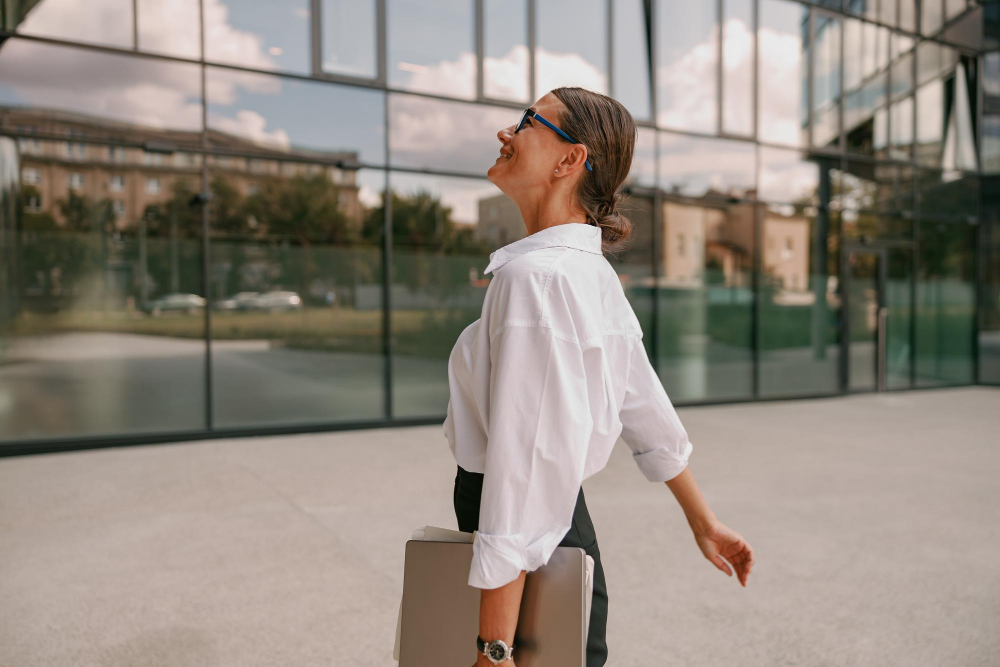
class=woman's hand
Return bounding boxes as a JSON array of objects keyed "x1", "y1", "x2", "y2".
[{"x1": 691, "y1": 519, "x2": 754, "y2": 587}]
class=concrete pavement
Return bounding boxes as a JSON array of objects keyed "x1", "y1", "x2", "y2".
[{"x1": 1, "y1": 387, "x2": 998, "y2": 666}]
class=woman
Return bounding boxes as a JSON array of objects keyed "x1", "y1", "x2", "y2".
[{"x1": 443, "y1": 87, "x2": 754, "y2": 667}]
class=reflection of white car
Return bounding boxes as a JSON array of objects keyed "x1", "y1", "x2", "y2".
[
  {"x1": 143, "y1": 293, "x2": 206, "y2": 316},
  {"x1": 213, "y1": 291, "x2": 262, "y2": 311},
  {"x1": 254, "y1": 291, "x2": 303, "y2": 312}
]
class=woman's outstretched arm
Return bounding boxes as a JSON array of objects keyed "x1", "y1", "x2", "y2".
[{"x1": 665, "y1": 465, "x2": 755, "y2": 587}]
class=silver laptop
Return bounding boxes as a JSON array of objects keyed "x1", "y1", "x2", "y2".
[{"x1": 399, "y1": 540, "x2": 588, "y2": 667}]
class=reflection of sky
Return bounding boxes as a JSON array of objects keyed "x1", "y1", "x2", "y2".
[
  {"x1": 388, "y1": 0, "x2": 475, "y2": 98},
  {"x1": 535, "y1": 0, "x2": 607, "y2": 96},
  {"x1": 322, "y1": 0, "x2": 377, "y2": 77},
  {"x1": 207, "y1": 68, "x2": 385, "y2": 162},
  {"x1": 207, "y1": 0, "x2": 311, "y2": 73},
  {"x1": 614, "y1": 0, "x2": 652, "y2": 120},
  {"x1": 0, "y1": 39, "x2": 202, "y2": 132},
  {"x1": 659, "y1": 133, "x2": 755, "y2": 198}
]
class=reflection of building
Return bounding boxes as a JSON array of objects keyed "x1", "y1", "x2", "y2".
[{"x1": 6, "y1": 107, "x2": 363, "y2": 231}]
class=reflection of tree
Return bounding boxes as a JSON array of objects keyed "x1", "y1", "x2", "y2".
[{"x1": 19, "y1": 187, "x2": 107, "y2": 307}]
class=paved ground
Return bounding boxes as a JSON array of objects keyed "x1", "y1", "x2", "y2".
[{"x1": 1, "y1": 387, "x2": 998, "y2": 666}]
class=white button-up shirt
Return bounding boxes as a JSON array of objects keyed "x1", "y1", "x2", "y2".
[{"x1": 443, "y1": 222, "x2": 694, "y2": 590}]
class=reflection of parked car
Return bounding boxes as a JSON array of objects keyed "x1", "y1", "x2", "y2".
[
  {"x1": 254, "y1": 290, "x2": 302, "y2": 312},
  {"x1": 142, "y1": 293, "x2": 206, "y2": 316},
  {"x1": 213, "y1": 291, "x2": 262, "y2": 311}
]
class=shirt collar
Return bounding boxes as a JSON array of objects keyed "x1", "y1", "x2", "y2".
[{"x1": 484, "y1": 222, "x2": 603, "y2": 275}]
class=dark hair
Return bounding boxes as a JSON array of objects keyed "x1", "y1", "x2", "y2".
[{"x1": 550, "y1": 86, "x2": 636, "y2": 255}]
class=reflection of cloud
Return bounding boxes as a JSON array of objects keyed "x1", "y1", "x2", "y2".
[
  {"x1": 389, "y1": 95, "x2": 514, "y2": 174},
  {"x1": 656, "y1": 11, "x2": 805, "y2": 145},
  {"x1": 202, "y1": 0, "x2": 281, "y2": 70},
  {"x1": 18, "y1": 0, "x2": 133, "y2": 48},
  {"x1": 484, "y1": 45, "x2": 530, "y2": 101},
  {"x1": 4, "y1": 0, "x2": 284, "y2": 134},
  {"x1": 534, "y1": 49, "x2": 607, "y2": 97},
  {"x1": 659, "y1": 134, "x2": 755, "y2": 196},
  {"x1": 759, "y1": 149, "x2": 819, "y2": 203},
  {"x1": 208, "y1": 110, "x2": 290, "y2": 148},
  {"x1": 0, "y1": 39, "x2": 202, "y2": 131}
]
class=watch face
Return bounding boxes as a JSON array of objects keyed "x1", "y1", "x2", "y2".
[{"x1": 487, "y1": 641, "x2": 507, "y2": 661}]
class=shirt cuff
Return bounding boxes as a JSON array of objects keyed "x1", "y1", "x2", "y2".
[
  {"x1": 632, "y1": 440, "x2": 693, "y2": 482},
  {"x1": 468, "y1": 531, "x2": 526, "y2": 589}
]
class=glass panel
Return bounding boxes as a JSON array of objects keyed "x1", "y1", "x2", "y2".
[
  {"x1": 15, "y1": 0, "x2": 133, "y2": 49},
  {"x1": 759, "y1": 147, "x2": 839, "y2": 207},
  {"x1": 387, "y1": 172, "x2": 508, "y2": 418},
  {"x1": 981, "y1": 216, "x2": 1000, "y2": 384},
  {"x1": 839, "y1": 160, "x2": 900, "y2": 213},
  {"x1": 986, "y1": 52, "x2": 1000, "y2": 174},
  {"x1": 659, "y1": 133, "x2": 755, "y2": 200},
  {"x1": 921, "y1": 0, "x2": 943, "y2": 35},
  {"x1": 722, "y1": 0, "x2": 754, "y2": 136},
  {"x1": 944, "y1": 0, "x2": 966, "y2": 21},
  {"x1": 484, "y1": 0, "x2": 529, "y2": 102},
  {"x1": 388, "y1": 0, "x2": 475, "y2": 99},
  {"x1": 209, "y1": 165, "x2": 386, "y2": 427},
  {"x1": 915, "y1": 79, "x2": 945, "y2": 166},
  {"x1": 137, "y1": 0, "x2": 201, "y2": 59},
  {"x1": 614, "y1": 0, "x2": 653, "y2": 121},
  {"x1": 812, "y1": 13, "x2": 842, "y2": 149},
  {"x1": 322, "y1": 0, "x2": 378, "y2": 78},
  {"x1": 890, "y1": 33, "x2": 915, "y2": 99},
  {"x1": 758, "y1": 0, "x2": 809, "y2": 147},
  {"x1": 916, "y1": 219, "x2": 975, "y2": 386},
  {"x1": 608, "y1": 195, "x2": 656, "y2": 362},
  {"x1": 758, "y1": 203, "x2": 840, "y2": 396},
  {"x1": 628, "y1": 127, "x2": 657, "y2": 189},
  {"x1": 1, "y1": 143, "x2": 206, "y2": 441},
  {"x1": 899, "y1": 0, "x2": 916, "y2": 32},
  {"x1": 879, "y1": 0, "x2": 898, "y2": 27},
  {"x1": 656, "y1": 0, "x2": 717, "y2": 133},
  {"x1": 889, "y1": 94, "x2": 914, "y2": 160},
  {"x1": 846, "y1": 249, "x2": 879, "y2": 391},
  {"x1": 886, "y1": 246, "x2": 913, "y2": 389},
  {"x1": 206, "y1": 68, "x2": 386, "y2": 165},
  {"x1": 916, "y1": 168, "x2": 978, "y2": 219},
  {"x1": 0, "y1": 39, "x2": 203, "y2": 150},
  {"x1": 845, "y1": 0, "x2": 878, "y2": 21},
  {"x1": 844, "y1": 19, "x2": 889, "y2": 156},
  {"x1": 656, "y1": 198, "x2": 754, "y2": 401},
  {"x1": 204, "y1": 0, "x2": 311, "y2": 74},
  {"x1": 536, "y1": 0, "x2": 608, "y2": 97},
  {"x1": 388, "y1": 94, "x2": 516, "y2": 175}
]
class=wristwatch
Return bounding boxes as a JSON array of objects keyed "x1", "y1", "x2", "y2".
[{"x1": 476, "y1": 635, "x2": 515, "y2": 664}]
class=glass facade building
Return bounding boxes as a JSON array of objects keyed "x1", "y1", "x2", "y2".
[{"x1": 0, "y1": 0, "x2": 997, "y2": 455}]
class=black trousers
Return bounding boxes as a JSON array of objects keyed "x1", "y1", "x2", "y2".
[{"x1": 453, "y1": 464, "x2": 609, "y2": 667}]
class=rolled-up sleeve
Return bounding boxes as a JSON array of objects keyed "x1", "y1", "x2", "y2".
[
  {"x1": 618, "y1": 337, "x2": 693, "y2": 483},
  {"x1": 468, "y1": 324, "x2": 594, "y2": 590}
]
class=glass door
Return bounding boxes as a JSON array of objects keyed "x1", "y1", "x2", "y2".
[{"x1": 843, "y1": 245, "x2": 888, "y2": 392}]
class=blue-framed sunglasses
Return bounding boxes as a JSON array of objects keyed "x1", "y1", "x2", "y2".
[{"x1": 514, "y1": 108, "x2": 593, "y2": 172}]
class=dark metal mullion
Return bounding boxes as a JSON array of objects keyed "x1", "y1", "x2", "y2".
[
  {"x1": 647, "y1": 0, "x2": 656, "y2": 123},
  {"x1": 310, "y1": 0, "x2": 322, "y2": 76},
  {"x1": 752, "y1": 157, "x2": 761, "y2": 398},
  {"x1": 198, "y1": 0, "x2": 213, "y2": 432},
  {"x1": 751, "y1": 0, "x2": 758, "y2": 142},
  {"x1": 807, "y1": 7, "x2": 815, "y2": 149},
  {"x1": 132, "y1": 0, "x2": 138, "y2": 51},
  {"x1": 527, "y1": 0, "x2": 536, "y2": 101},
  {"x1": 377, "y1": 0, "x2": 386, "y2": 85},
  {"x1": 382, "y1": 98, "x2": 393, "y2": 420},
  {"x1": 973, "y1": 50, "x2": 984, "y2": 385},
  {"x1": 607, "y1": 0, "x2": 613, "y2": 97},
  {"x1": 475, "y1": 0, "x2": 484, "y2": 101},
  {"x1": 648, "y1": 0, "x2": 660, "y2": 373},
  {"x1": 717, "y1": 0, "x2": 723, "y2": 135}
]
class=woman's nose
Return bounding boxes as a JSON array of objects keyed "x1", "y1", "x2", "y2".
[{"x1": 497, "y1": 125, "x2": 514, "y2": 142}]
